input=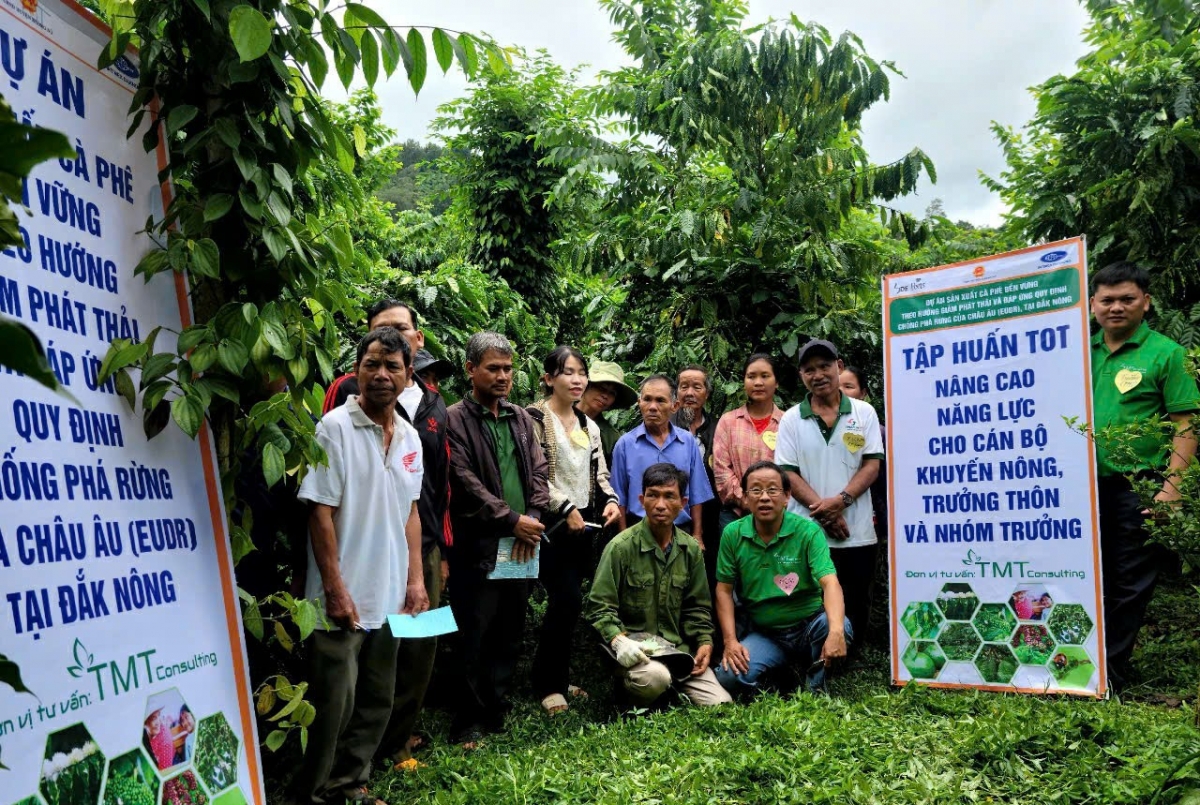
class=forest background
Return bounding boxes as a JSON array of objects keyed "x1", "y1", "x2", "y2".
[{"x1": 4, "y1": 0, "x2": 1200, "y2": 801}]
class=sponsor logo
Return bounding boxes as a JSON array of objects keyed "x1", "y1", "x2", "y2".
[
  {"x1": 112, "y1": 56, "x2": 140, "y2": 80},
  {"x1": 891, "y1": 276, "x2": 927, "y2": 295},
  {"x1": 972, "y1": 265, "x2": 986, "y2": 279},
  {"x1": 402, "y1": 451, "x2": 419, "y2": 471},
  {"x1": 1040, "y1": 250, "x2": 1068, "y2": 264},
  {"x1": 21, "y1": 0, "x2": 36, "y2": 12},
  {"x1": 426, "y1": 417, "x2": 438, "y2": 433}
]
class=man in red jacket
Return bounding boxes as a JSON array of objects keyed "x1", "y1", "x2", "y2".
[{"x1": 322, "y1": 299, "x2": 450, "y2": 769}]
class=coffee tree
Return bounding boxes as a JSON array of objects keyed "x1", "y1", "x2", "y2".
[{"x1": 83, "y1": 0, "x2": 504, "y2": 752}]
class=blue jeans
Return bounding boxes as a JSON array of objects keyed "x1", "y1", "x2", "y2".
[{"x1": 714, "y1": 610, "x2": 853, "y2": 694}]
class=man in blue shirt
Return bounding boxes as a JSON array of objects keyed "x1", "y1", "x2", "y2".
[{"x1": 611, "y1": 374, "x2": 715, "y2": 548}]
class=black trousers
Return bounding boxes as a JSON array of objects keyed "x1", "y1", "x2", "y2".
[
  {"x1": 448, "y1": 565, "x2": 530, "y2": 739},
  {"x1": 531, "y1": 515, "x2": 594, "y2": 699},
  {"x1": 829, "y1": 543, "x2": 879, "y2": 648},
  {"x1": 1098, "y1": 474, "x2": 1169, "y2": 681}
]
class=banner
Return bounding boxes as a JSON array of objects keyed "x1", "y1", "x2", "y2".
[
  {"x1": 882, "y1": 237, "x2": 1105, "y2": 696},
  {"x1": 0, "y1": 2, "x2": 264, "y2": 804}
]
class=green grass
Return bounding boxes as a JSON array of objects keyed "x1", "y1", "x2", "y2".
[
  {"x1": 376, "y1": 659, "x2": 1199, "y2": 804},
  {"x1": 270, "y1": 577, "x2": 1200, "y2": 804}
]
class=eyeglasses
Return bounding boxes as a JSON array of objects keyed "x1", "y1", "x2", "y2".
[{"x1": 746, "y1": 487, "x2": 784, "y2": 498}]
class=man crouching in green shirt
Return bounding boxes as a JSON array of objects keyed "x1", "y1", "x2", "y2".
[
  {"x1": 714, "y1": 461, "x2": 850, "y2": 695},
  {"x1": 587, "y1": 463, "x2": 732, "y2": 706}
]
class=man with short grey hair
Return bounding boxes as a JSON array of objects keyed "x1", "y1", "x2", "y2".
[
  {"x1": 446, "y1": 331, "x2": 550, "y2": 747},
  {"x1": 611, "y1": 374, "x2": 714, "y2": 546}
]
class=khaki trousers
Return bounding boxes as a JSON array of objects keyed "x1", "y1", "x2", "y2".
[{"x1": 621, "y1": 659, "x2": 732, "y2": 706}]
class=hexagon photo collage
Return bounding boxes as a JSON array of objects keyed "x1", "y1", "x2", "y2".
[
  {"x1": 11, "y1": 688, "x2": 247, "y2": 805},
  {"x1": 899, "y1": 583, "x2": 1097, "y2": 687}
]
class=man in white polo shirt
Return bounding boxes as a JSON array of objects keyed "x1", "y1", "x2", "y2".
[
  {"x1": 774, "y1": 339, "x2": 883, "y2": 652},
  {"x1": 294, "y1": 327, "x2": 429, "y2": 805}
]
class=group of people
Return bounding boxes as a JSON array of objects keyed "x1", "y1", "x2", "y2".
[
  {"x1": 290, "y1": 298, "x2": 884, "y2": 805},
  {"x1": 292, "y1": 257, "x2": 1199, "y2": 805}
]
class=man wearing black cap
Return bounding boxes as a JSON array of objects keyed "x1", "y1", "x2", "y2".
[
  {"x1": 413, "y1": 348, "x2": 455, "y2": 396},
  {"x1": 773, "y1": 339, "x2": 884, "y2": 651},
  {"x1": 322, "y1": 299, "x2": 451, "y2": 769}
]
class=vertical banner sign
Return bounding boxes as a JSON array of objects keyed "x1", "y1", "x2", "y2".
[
  {"x1": 0, "y1": 2, "x2": 265, "y2": 804},
  {"x1": 882, "y1": 238, "x2": 1106, "y2": 697}
]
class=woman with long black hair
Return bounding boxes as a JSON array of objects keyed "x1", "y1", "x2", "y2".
[{"x1": 527, "y1": 346, "x2": 621, "y2": 715}]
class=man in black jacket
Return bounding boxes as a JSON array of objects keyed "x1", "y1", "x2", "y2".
[
  {"x1": 322, "y1": 299, "x2": 450, "y2": 769},
  {"x1": 446, "y1": 331, "x2": 550, "y2": 747}
]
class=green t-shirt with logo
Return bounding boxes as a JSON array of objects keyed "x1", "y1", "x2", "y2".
[
  {"x1": 715, "y1": 511, "x2": 836, "y2": 631},
  {"x1": 1091, "y1": 322, "x2": 1200, "y2": 476}
]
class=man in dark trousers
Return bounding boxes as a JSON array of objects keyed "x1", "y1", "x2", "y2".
[
  {"x1": 1090, "y1": 261, "x2": 1199, "y2": 689},
  {"x1": 323, "y1": 299, "x2": 450, "y2": 769},
  {"x1": 446, "y1": 331, "x2": 550, "y2": 747},
  {"x1": 295, "y1": 328, "x2": 428, "y2": 804}
]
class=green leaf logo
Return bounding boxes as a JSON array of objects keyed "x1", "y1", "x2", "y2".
[
  {"x1": 66, "y1": 639, "x2": 93, "y2": 678},
  {"x1": 963, "y1": 549, "x2": 980, "y2": 566}
]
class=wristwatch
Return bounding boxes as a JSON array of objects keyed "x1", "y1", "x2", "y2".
[{"x1": 839, "y1": 491, "x2": 854, "y2": 508}]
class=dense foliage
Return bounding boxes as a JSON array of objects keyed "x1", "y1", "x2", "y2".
[
  {"x1": 986, "y1": 0, "x2": 1200, "y2": 310},
  {"x1": 435, "y1": 52, "x2": 598, "y2": 324},
  {"x1": 376, "y1": 140, "x2": 451, "y2": 215},
  {"x1": 80, "y1": 0, "x2": 504, "y2": 751},
  {"x1": 543, "y1": 0, "x2": 935, "y2": 389}
]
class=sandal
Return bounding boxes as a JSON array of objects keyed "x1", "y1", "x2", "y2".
[
  {"x1": 451, "y1": 727, "x2": 485, "y2": 751},
  {"x1": 567, "y1": 685, "x2": 589, "y2": 699},
  {"x1": 541, "y1": 693, "x2": 569, "y2": 715},
  {"x1": 393, "y1": 758, "x2": 427, "y2": 772}
]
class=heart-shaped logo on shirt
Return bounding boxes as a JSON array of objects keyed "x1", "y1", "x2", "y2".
[
  {"x1": 762, "y1": 430, "x2": 777, "y2": 450},
  {"x1": 774, "y1": 572, "x2": 799, "y2": 596},
  {"x1": 1114, "y1": 369, "x2": 1142, "y2": 394}
]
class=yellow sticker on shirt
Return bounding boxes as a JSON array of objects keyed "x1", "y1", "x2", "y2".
[
  {"x1": 1115, "y1": 369, "x2": 1142, "y2": 394},
  {"x1": 570, "y1": 428, "x2": 590, "y2": 449},
  {"x1": 762, "y1": 430, "x2": 777, "y2": 450},
  {"x1": 843, "y1": 432, "x2": 866, "y2": 453}
]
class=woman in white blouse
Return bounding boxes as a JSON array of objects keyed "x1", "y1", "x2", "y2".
[{"x1": 527, "y1": 346, "x2": 621, "y2": 715}]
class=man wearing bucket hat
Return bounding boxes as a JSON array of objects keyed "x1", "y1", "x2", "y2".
[
  {"x1": 774, "y1": 338, "x2": 883, "y2": 652},
  {"x1": 576, "y1": 359, "x2": 639, "y2": 465}
]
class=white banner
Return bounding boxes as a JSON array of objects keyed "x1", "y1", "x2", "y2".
[
  {"x1": 0, "y1": 2, "x2": 264, "y2": 804},
  {"x1": 883, "y1": 237, "x2": 1106, "y2": 696}
]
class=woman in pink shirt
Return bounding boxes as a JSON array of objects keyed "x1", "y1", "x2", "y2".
[{"x1": 713, "y1": 354, "x2": 785, "y2": 532}]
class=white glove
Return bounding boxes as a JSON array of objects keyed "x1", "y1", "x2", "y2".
[{"x1": 612, "y1": 635, "x2": 649, "y2": 668}]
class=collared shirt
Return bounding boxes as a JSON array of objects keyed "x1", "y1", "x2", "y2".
[
  {"x1": 610, "y1": 423, "x2": 715, "y2": 523},
  {"x1": 586, "y1": 520, "x2": 714, "y2": 653},
  {"x1": 298, "y1": 396, "x2": 424, "y2": 629},
  {"x1": 716, "y1": 512, "x2": 836, "y2": 631},
  {"x1": 712, "y1": 405, "x2": 785, "y2": 507},
  {"x1": 775, "y1": 393, "x2": 884, "y2": 548},
  {"x1": 483, "y1": 407, "x2": 527, "y2": 516},
  {"x1": 1090, "y1": 322, "x2": 1200, "y2": 476}
]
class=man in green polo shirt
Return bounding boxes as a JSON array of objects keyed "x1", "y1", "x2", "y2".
[
  {"x1": 712, "y1": 460, "x2": 849, "y2": 695},
  {"x1": 1090, "y1": 261, "x2": 1199, "y2": 687}
]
